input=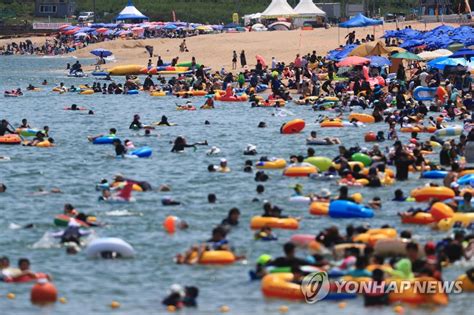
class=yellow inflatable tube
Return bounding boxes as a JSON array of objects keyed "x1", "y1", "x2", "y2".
[
  {"x1": 457, "y1": 274, "x2": 474, "y2": 292},
  {"x1": 198, "y1": 251, "x2": 236, "y2": 265},
  {"x1": 111, "y1": 182, "x2": 143, "y2": 192},
  {"x1": 80, "y1": 89, "x2": 94, "y2": 95},
  {"x1": 250, "y1": 216, "x2": 299, "y2": 230},
  {"x1": 35, "y1": 141, "x2": 53, "y2": 147},
  {"x1": 150, "y1": 91, "x2": 167, "y2": 96},
  {"x1": 436, "y1": 213, "x2": 474, "y2": 231},
  {"x1": 256, "y1": 159, "x2": 287, "y2": 170},
  {"x1": 261, "y1": 273, "x2": 304, "y2": 300}
]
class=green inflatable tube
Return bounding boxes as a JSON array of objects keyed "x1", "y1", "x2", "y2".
[
  {"x1": 351, "y1": 153, "x2": 372, "y2": 166},
  {"x1": 305, "y1": 156, "x2": 333, "y2": 171}
]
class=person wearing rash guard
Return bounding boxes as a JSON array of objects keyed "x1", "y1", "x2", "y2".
[
  {"x1": 112, "y1": 139, "x2": 127, "y2": 157},
  {"x1": 171, "y1": 136, "x2": 207, "y2": 152},
  {"x1": 0, "y1": 120, "x2": 14, "y2": 136},
  {"x1": 129, "y1": 114, "x2": 143, "y2": 130},
  {"x1": 157, "y1": 115, "x2": 171, "y2": 126}
]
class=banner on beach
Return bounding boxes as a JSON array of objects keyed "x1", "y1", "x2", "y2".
[{"x1": 33, "y1": 23, "x2": 70, "y2": 30}]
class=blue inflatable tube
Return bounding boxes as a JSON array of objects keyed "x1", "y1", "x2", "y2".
[
  {"x1": 126, "y1": 90, "x2": 139, "y2": 95},
  {"x1": 458, "y1": 174, "x2": 474, "y2": 185},
  {"x1": 256, "y1": 84, "x2": 268, "y2": 93},
  {"x1": 434, "y1": 126, "x2": 463, "y2": 137},
  {"x1": 413, "y1": 86, "x2": 437, "y2": 101},
  {"x1": 422, "y1": 170, "x2": 448, "y2": 179},
  {"x1": 93, "y1": 136, "x2": 119, "y2": 145},
  {"x1": 129, "y1": 146, "x2": 152, "y2": 158},
  {"x1": 328, "y1": 200, "x2": 374, "y2": 218}
]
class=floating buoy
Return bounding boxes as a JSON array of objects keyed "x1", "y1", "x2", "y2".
[
  {"x1": 393, "y1": 305, "x2": 405, "y2": 314},
  {"x1": 59, "y1": 297, "x2": 67, "y2": 304},
  {"x1": 167, "y1": 305, "x2": 176, "y2": 312},
  {"x1": 31, "y1": 279, "x2": 57, "y2": 305},
  {"x1": 110, "y1": 301, "x2": 121, "y2": 309},
  {"x1": 278, "y1": 305, "x2": 289, "y2": 313},
  {"x1": 219, "y1": 305, "x2": 230, "y2": 313},
  {"x1": 338, "y1": 302, "x2": 347, "y2": 309},
  {"x1": 7, "y1": 293, "x2": 15, "y2": 300}
]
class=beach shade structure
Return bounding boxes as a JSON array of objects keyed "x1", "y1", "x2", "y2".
[
  {"x1": 327, "y1": 44, "x2": 358, "y2": 61},
  {"x1": 164, "y1": 24, "x2": 177, "y2": 30},
  {"x1": 294, "y1": 0, "x2": 326, "y2": 16},
  {"x1": 256, "y1": 55, "x2": 267, "y2": 67},
  {"x1": 449, "y1": 48, "x2": 474, "y2": 59},
  {"x1": 74, "y1": 32, "x2": 89, "y2": 38},
  {"x1": 63, "y1": 28, "x2": 80, "y2": 35},
  {"x1": 368, "y1": 56, "x2": 391, "y2": 67},
  {"x1": 417, "y1": 49, "x2": 452, "y2": 61},
  {"x1": 428, "y1": 56, "x2": 474, "y2": 70},
  {"x1": 261, "y1": 0, "x2": 296, "y2": 18},
  {"x1": 391, "y1": 51, "x2": 422, "y2": 60},
  {"x1": 196, "y1": 25, "x2": 212, "y2": 32},
  {"x1": 90, "y1": 48, "x2": 113, "y2": 57},
  {"x1": 58, "y1": 24, "x2": 72, "y2": 31},
  {"x1": 116, "y1": 0, "x2": 148, "y2": 22},
  {"x1": 96, "y1": 28, "x2": 109, "y2": 34},
  {"x1": 336, "y1": 56, "x2": 370, "y2": 67},
  {"x1": 251, "y1": 23, "x2": 267, "y2": 31},
  {"x1": 339, "y1": 13, "x2": 383, "y2": 28},
  {"x1": 349, "y1": 41, "x2": 389, "y2": 57},
  {"x1": 223, "y1": 23, "x2": 240, "y2": 29},
  {"x1": 268, "y1": 21, "x2": 291, "y2": 31}
]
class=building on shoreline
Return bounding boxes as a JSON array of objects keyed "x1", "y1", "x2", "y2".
[{"x1": 34, "y1": 0, "x2": 76, "y2": 18}]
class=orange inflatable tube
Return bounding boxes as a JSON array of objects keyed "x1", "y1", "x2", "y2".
[
  {"x1": 250, "y1": 216, "x2": 299, "y2": 230},
  {"x1": 281, "y1": 119, "x2": 305, "y2": 134}
]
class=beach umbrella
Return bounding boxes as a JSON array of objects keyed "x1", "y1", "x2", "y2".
[
  {"x1": 74, "y1": 32, "x2": 89, "y2": 38},
  {"x1": 349, "y1": 41, "x2": 389, "y2": 57},
  {"x1": 449, "y1": 48, "x2": 474, "y2": 59},
  {"x1": 58, "y1": 24, "x2": 71, "y2": 30},
  {"x1": 417, "y1": 51, "x2": 444, "y2": 61},
  {"x1": 367, "y1": 56, "x2": 391, "y2": 67},
  {"x1": 336, "y1": 56, "x2": 370, "y2": 67},
  {"x1": 391, "y1": 51, "x2": 422, "y2": 60},
  {"x1": 90, "y1": 48, "x2": 113, "y2": 57},
  {"x1": 96, "y1": 28, "x2": 108, "y2": 34},
  {"x1": 427, "y1": 56, "x2": 474, "y2": 70},
  {"x1": 63, "y1": 28, "x2": 80, "y2": 35},
  {"x1": 164, "y1": 24, "x2": 177, "y2": 30}
]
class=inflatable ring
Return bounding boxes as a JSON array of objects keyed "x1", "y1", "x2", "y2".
[
  {"x1": 250, "y1": 216, "x2": 299, "y2": 230},
  {"x1": 283, "y1": 165, "x2": 317, "y2": 177},
  {"x1": 256, "y1": 159, "x2": 287, "y2": 169},
  {"x1": 309, "y1": 201, "x2": 329, "y2": 215},
  {"x1": 304, "y1": 157, "x2": 332, "y2": 171},
  {"x1": 349, "y1": 113, "x2": 375, "y2": 123},
  {"x1": 199, "y1": 251, "x2": 236, "y2": 265},
  {"x1": 321, "y1": 120, "x2": 343, "y2": 128},
  {"x1": 401, "y1": 212, "x2": 436, "y2": 225},
  {"x1": 85, "y1": 238, "x2": 135, "y2": 258},
  {"x1": 0, "y1": 134, "x2": 21, "y2": 145},
  {"x1": 281, "y1": 119, "x2": 305, "y2": 134},
  {"x1": 410, "y1": 186, "x2": 455, "y2": 202},
  {"x1": 79, "y1": 89, "x2": 94, "y2": 95}
]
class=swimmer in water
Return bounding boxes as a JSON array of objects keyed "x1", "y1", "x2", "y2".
[{"x1": 171, "y1": 136, "x2": 207, "y2": 152}]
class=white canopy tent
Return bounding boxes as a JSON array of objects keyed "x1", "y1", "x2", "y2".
[
  {"x1": 294, "y1": 0, "x2": 326, "y2": 16},
  {"x1": 293, "y1": 0, "x2": 326, "y2": 27},
  {"x1": 261, "y1": 0, "x2": 297, "y2": 18}
]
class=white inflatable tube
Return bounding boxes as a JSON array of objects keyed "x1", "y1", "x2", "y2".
[{"x1": 85, "y1": 237, "x2": 135, "y2": 258}]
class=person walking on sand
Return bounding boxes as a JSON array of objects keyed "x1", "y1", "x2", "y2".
[
  {"x1": 240, "y1": 50, "x2": 247, "y2": 68},
  {"x1": 180, "y1": 40, "x2": 188, "y2": 52},
  {"x1": 232, "y1": 51, "x2": 237, "y2": 70},
  {"x1": 145, "y1": 45, "x2": 154, "y2": 58}
]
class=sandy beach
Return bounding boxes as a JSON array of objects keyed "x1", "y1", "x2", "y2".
[{"x1": 66, "y1": 21, "x2": 456, "y2": 72}]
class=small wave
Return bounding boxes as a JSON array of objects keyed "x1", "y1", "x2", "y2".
[
  {"x1": 9, "y1": 223, "x2": 22, "y2": 230},
  {"x1": 104, "y1": 210, "x2": 143, "y2": 217},
  {"x1": 32, "y1": 232, "x2": 60, "y2": 249}
]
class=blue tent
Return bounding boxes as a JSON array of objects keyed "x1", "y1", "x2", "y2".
[
  {"x1": 339, "y1": 13, "x2": 383, "y2": 28},
  {"x1": 116, "y1": 0, "x2": 148, "y2": 22}
]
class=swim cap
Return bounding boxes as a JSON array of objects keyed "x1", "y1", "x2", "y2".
[{"x1": 257, "y1": 254, "x2": 272, "y2": 265}]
